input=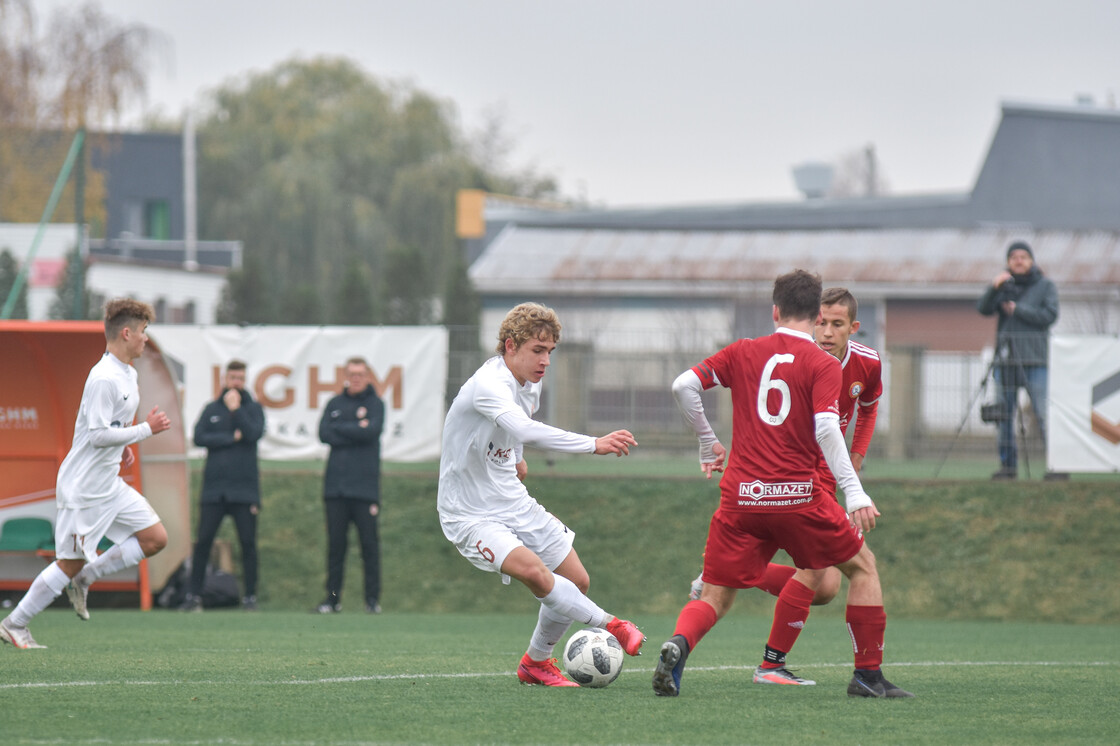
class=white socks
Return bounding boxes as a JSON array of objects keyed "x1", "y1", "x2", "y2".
[
  {"x1": 7, "y1": 562, "x2": 70, "y2": 628},
  {"x1": 78, "y1": 535, "x2": 145, "y2": 584},
  {"x1": 527, "y1": 604, "x2": 574, "y2": 661},
  {"x1": 536, "y1": 573, "x2": 611, "y2": 629}
]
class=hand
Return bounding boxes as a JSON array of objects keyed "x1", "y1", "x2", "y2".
[
  {"x1": 594, "y1": 429, "x2": 637, "y2": 456},
  {"x1": 702, "y1": 442, "x2": 727, "y2": 480},
  {"x1": 850, "y1": 504, "x2": 880, "y2": 533},
  {"x1": 515, "y1": 458, "x2": 528, "y2": 482},
  {"x1": 121, "y1": 446, "x2": 135, "y2": 470},
  {"x1": 223, "y1": 388, "x2": 241, "y2": 411},
  {"x1": 850, "y1": 451, "x2": 865, "y2": 474},
  {"x1": 146, "y1": 406, "x2": 171, "y2": 434},
  {"x1": 1000, "y1": 300, "x2": 1016, "y2": 316},
  {"x1": 359, "y1": 419, "x2": 369, "y2": 428},
  {"x1": 992, "y1": 271, "x2": 1012, "y2": 288},
  {"x1": 233, "y1": 429, "x2": 242, "y2": 442}
]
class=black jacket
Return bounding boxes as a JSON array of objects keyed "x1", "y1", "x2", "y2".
[
  {"x1": 977, "y1": 265, "x2": 1059, "y2": 367},
  {"x1": 193, "y1": 388, "x2": 265, "y2": 504},
  {"x1": 319, "y1": 384, "x2": 384, "y2": 502}
]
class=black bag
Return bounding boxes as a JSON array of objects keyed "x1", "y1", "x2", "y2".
[
  {"x1": 155, "y1": 559, "x2": 241, "y2": 609},
  {"x1": 980, "y1": 401, "x2": 1009, "y2": 424}
]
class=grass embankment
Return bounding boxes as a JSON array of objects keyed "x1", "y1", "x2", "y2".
[{"x1": 200, "y1": 469, "x2": 1118, "y2": 624}]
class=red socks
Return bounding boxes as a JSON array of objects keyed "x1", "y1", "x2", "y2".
[
  {"x1": 846, "y1": 604, "x2": 887, "y2": 670},
  {"x1": 673, "y1": 599, "x2": 718, "y2": 652},
  {"x1": 760, "y1": 579, "x2": 815, "y2": 668},
  {"x1": 756, "y1": 563, "x2": 797, "y2": 596}
]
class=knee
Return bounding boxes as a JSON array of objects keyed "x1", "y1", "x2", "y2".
[
  {"x1": 845, "y1": 546, "x2": 879, "y2": 582},
  {"x1": 139, "y1": 526, "x2": 168, "y2": 556},
  {"x1": 569, "y1": 570, "x2": 590, "y2": 595},
  {"x1": 812, "y1": 567, "x2": 842, "y2": 605},
  {"x1": 522, "y1": 565, "x2": 555, "y2": 597}
]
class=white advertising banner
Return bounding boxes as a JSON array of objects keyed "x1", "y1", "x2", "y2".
[
  {"x1": 153, "y1": 326, "x2": 448, "y2": 462},
  {"x1": 1049, "y1": 334, "x2": 1120, "y2": 473}
]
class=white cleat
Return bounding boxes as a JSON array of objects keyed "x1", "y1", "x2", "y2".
[
  {"x1": 66, "y1": 576, "x2": 91, "y2": 621},
  {"x1": 688, "y1": 572, "x2": 704, "y2": 601},
  {"x1": 1, "y1": 617, "x2": 47, "y2": 649}
]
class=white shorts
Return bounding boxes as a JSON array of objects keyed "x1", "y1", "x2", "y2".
[
  {"x1": 54, "y1": 485, "x2": 161, "y2": 562},
  {"x1": 441, "y1": 500, "x2": 576, "y2": 583}
]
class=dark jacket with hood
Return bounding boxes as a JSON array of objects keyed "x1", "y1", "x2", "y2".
[{"x1": 977, "y1": 264, "x2": 1059, "y2": 367}]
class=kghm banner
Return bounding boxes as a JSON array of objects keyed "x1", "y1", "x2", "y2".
[
  {"x1": 1049, "y1": 334, "x2": 1120, "y2": 473},
  {"x1": 153, "y1": 326, "x2": 448, "y2": 462}
]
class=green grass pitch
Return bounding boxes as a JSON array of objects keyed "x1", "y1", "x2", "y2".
[{"x1": 2, "y1": 610, "x2": 1117, "y2": 745}]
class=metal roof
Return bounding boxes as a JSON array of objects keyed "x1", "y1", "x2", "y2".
[
  {"x1": 470, "y1": 225, "x2": 1120, "y2": 301},
  {"x1": 481, "y1": 101, "x2": 1120, "y2": 234}
]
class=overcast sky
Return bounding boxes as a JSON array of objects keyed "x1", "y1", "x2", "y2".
[{"x1": 39, "y1": 0, "x2": 1120, "y2": 206}]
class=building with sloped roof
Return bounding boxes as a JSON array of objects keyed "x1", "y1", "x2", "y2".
[{"x1": 464, "y1": 100, "x2": 1120, "y2": 457}]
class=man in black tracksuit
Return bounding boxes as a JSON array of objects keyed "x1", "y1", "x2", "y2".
[
  {"x1": 183, "y1": 360, "x2": 266, "y2": 611},
  {"x1": 316, "y1": 357, "x2": 385, "y2": 613}
]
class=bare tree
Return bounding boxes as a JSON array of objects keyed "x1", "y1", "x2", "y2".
[
  {"x1": 828, "y1": 144, "x2": 891, "y2": 199},
  {"x1": 0, "y1": 0, "x2": 161, "y2": 128},
  {"x1": 0, "y1": 0, "x2": 40, "y2": 125}
]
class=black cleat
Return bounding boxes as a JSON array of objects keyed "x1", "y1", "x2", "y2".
[
  {"x1": 847, "y1": 669, "x2": 915, "y2": 698},
  {"x1": 652, "y1": 634, "x2": 689, "y2": 697}
]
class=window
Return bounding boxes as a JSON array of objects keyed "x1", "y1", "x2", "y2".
[{"x1": 144, "y1": 200, "x2": 170, "y2": 239}]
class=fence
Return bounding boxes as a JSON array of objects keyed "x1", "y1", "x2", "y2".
[{"x1": 444, "y1": 327, "x2": 1051, "y2": 467}]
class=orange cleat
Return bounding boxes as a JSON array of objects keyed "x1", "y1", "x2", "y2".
[
  {"x1": 516, "y1": 654, "x2": 580, "y2": 687},
  {"x1": 606, "y1": 617, "x2": 646, "y2": 656}
]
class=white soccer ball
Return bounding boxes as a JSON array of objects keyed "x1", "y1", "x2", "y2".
[{"x1": 562, "y1": 627, "x2": 625, "y2": 688}]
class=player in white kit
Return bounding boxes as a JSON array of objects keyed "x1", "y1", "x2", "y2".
[
  {"x1": 1, "y1": 299, "x2": 172, "y2": 649},
  {"x1": 438, "y1": 302, "x2": 645, "y2": 686}
]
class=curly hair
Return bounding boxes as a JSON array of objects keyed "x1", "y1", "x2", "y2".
[
  {"x1": 496, "y1": 302, "x2": 561, "y2": 354},
  {"x1": 103, "y1": 298, "x2": 154, "y2": 341}
]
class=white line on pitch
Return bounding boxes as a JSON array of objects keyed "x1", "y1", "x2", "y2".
[{"x1": 1, "y1": 660, "x2": 1116, "y2": 690}]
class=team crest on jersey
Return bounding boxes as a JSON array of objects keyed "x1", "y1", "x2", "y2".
[
  {"x1": 486, "y1": 441, "x2": 513, "y2": 465},
  {"x1": 849, "y1": 381, "x2": 864, "y2": 399}
]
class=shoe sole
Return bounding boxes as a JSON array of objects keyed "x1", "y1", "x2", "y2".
[
  {"x1": 516, "y1": 666, "x2": 580, "y2": 687},
  {"x1": 754, "y1": 674, "x2": 816, "y2": 685},
  {"x1": 651, "y1": 641, "x2": 682, "y2": 697},
  {"x1": 847, "y1": 678, "x2": 915, "y2": 698},
  {"x1": 0, "y1": 623, "x2": 45, "y2": 649},
  {"x1": 66, "y1": 585, "x2": 90, "y2": 621}
]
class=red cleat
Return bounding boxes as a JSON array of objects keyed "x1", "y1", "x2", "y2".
[
  {"x1": 606, "y1": 617, "x2": 646, "y2": 656},
  {"x1": 517, "y1": 654, "x2": 580, "y2": 687}
]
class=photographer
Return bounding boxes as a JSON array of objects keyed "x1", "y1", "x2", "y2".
[{"x1": 977, "y1": 241, "x2": 1059, "y2": 480}]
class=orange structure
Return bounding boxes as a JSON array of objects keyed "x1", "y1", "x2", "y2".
[{"x1": 0, "y1": 321, "x2": 190, "y2": 609}]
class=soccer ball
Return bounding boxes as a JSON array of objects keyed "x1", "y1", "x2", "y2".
[{"x1": 562, "y1": 627, "x2": 625, "y2": 688}]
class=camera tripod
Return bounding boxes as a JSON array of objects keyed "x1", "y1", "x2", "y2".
[{"x1": 934, "y1": 347, "x2": 1034, "y2": 479}]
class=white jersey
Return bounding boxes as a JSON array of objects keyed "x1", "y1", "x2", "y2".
[
  {"x1": 438, "y1": 356, "x2": 594, "y2": 522},
  {"x1": 56, "y1": 352, "x2": 153, "y2": 509}
]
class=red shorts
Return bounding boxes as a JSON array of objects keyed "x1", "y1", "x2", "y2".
[{"x1": 701, "y1": 498, "x2": 864, "y2": 589}]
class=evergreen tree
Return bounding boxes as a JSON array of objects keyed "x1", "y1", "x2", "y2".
[
  {"x1": 48, "y1": 247, "x2": 95, "y2": 320},
  {"x1": 0, "y1": 248, "x2": 29, "y2": 318}
]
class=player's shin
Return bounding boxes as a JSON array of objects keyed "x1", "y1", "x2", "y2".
[
  {"x1": 760, "y1": 579, "x2": 815, "y2": 669},
  {"x1": 528, "y1": 603, "x2": 574, "y2": 661}
]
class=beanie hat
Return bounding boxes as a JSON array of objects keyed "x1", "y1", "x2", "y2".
[{"x1": 1007, "y1": 241, "x2": 1033, "y2": 260}]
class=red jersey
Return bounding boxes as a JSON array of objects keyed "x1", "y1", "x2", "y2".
[
  {"x1": 816, "y1": 340, "x2": 882, "y2": 496},
  {"x1": 693, "y1": 328, "x2": 841, "y2": 513}
]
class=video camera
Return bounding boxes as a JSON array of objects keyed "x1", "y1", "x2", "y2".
[
  {"x1": 980, "y1": 401, "x2": 1009, "y2": 424},
  {"x1": 994, "y1": 274, "x2": 1020, "y2": 305}
]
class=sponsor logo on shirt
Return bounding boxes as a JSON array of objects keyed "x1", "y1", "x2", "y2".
[
  {"x1": 486, "y1": 441, "x2": 513, "y2": 465},
  {"x1": 738, "y1": 480, "x2": 813, "y2": 501}
]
